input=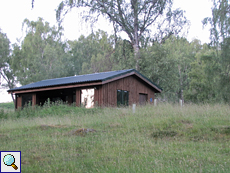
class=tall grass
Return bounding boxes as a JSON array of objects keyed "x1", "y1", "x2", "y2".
[{"x1": 0, "y1": 103, "x2": 230, "y2": 172}]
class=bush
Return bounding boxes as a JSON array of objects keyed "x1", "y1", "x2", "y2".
[
  {"x1": 13, "y1": 101, "x2": 103, "y2": 119},
  {"x1": 0, "y1": 109, "x2": 8, "y2": 119}
]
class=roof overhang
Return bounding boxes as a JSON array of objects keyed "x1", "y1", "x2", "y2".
[
  {"x1": 8, "y1": 70, "x2": 162, "y2": 94},
  {"x1": 8, "y1": 81, "x2": 102, "y2": 94}
]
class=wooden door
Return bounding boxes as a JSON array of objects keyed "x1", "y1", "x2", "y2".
[{"x1": 139, "y1": 93, "x2": 147, "y2": 105}]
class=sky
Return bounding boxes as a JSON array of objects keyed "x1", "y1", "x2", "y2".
[{"x1": 0, "y1": 0, "x2": 213, "y2": 103}]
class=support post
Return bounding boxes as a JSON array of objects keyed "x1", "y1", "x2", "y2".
[
  {"x1": 16, "y1": 95, "x2": 22, "y2": 109},
  {"x1": 76, "y1": 89, "x2": 81, "y2": 107},
  {"x1": 32, "y1": 93, "x2": 36, "y2": 107},
  {"x1": 179, "y1": 99, "x2": 183, "y2": 107},
  {"x1": 132, "y1": 104, "x2": 136, "y2": 113}
]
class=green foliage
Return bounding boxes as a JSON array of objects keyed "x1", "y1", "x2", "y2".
[
  {"x1": 56, "y1": 0, "x2": 188, "y2": 70},
  {"x1": 111, "y1": 38, "x2": 135, "y2": 70},
  {"x1": 141, "y1": 36, "x2": 200, "y2": 102},
  {"x1": 8, "y1": 23, "x2": 228, "y2": 103},
  {"x1": 0, "y1": 109, "x2": 8, "y2": 119},
  {"x1": 26, "y1": 1, "x2": 229, "y2": 104},
  {"x1": 11, "y1": 18, "x2": 72, "y2": 85},
  {"x1": 67, "y1": 30, "x2": 135, "y2": 75},
  {"x1": 184, "y1": 44, "x2": 222, "y2": 103},
  {"x1": 219, "y1": 36, "x2": 230, "y2": 102},
  {"x1": 0, "y1": 29, "x2": 16, "y2": 103},
  {"x1": 0, "y1": 102, "x2": 14, "y2": 109},
  {"x1": 14, "y1": 101, "x2": 102, "y2": 119},
  {"x1": 68, "y1": 30, "x2": 115, "y2": 74},
  {"x1": 56, "y1": 0, "x2": 187, "y2": 43},
  {"x1": 203, "y1": 0, "x2": 230, "y2": 102},
  {"x1": 0, "y1": 29, "x2": 10, "y2": 70},
  {"x1": 0, "y1": 29, "x2": 16, "y2": 91},
  {"x1": 203, "y1": 0, "x2": 230, "y2": 45}
]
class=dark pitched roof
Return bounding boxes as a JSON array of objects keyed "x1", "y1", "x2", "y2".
[{"x1": 8, "y1": 69, "x2": 162, "y2": 92}]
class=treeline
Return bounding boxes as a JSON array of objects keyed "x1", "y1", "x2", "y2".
[{"x1": 0, "y1": 17, "x2": 229, "y2": 103}]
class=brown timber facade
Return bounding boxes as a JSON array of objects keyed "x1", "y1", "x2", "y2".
[{"x1": 8, "y1": 69, "x2": 162, "y2": 109}]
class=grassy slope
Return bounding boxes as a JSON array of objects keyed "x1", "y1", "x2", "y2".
[
  {"x1": 0, "y1": 102, "x2": 14, "y2": 109},
  {"x1": 0, "y1": 104, "x2": 230, "y2": 172}
]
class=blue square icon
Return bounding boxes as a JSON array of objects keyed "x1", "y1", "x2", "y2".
[{"x1": 1, "y1": 151, "x2": 21, "y2": 173}]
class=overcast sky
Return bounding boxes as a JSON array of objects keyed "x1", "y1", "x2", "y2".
[
  {"x1": 0, "y1": 0, "x2": 213, "y2": 103},
  {"x1": 0, "y1": 0, "x2": 212, "y2": 44}
]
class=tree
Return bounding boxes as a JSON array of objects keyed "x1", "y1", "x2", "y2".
[
  {"x1": 11, "y1": 18, "x2": 71, "y2": 85},
  {"x1": 203, "y1": 0, "x2": 229, "y2": 46},
  {"x1": 141, "y1": 36, "x2": 200, "y2": 102},
  {"x1": 68, "y1": 30, "x2": 115, "y2": 74},
  {"x1": 111, "y1": 37, "x2": 135, "y2": 70},
  {"x1": 0, "y1": 29, "x2": 16, "y2": 103},
  {"x1": 49, "y1": 0, "x2": 188, "y2": 71},
  {"x1": 67, "y1": 30, "x2": 135, "y2": 74},
  {"x1": 203, "y1": 0, "x2": 230, "y2": 102},
  {"x1": 184, "y1": 44, "x2": 221, "y2": 103},
  {"x1": 0, "y1": 29, "x2": 10, "y2": 86}
]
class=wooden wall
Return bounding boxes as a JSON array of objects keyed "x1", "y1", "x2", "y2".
[
  {"x1": 15, "y1": 93, "x2": 37, "y2": 109},
  {"x1": 14, "y1": 75, "x2": 156, "y2": 109},
  {"x1": 100, "y1": 75, "x2": 155, "y2": 107},
  {"x1": 16, "y1": 95, "x2": 22, "y2": 109}
]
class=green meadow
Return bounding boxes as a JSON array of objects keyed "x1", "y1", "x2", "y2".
[{"x1": 0, "y1": 103, "x2": 230, "y2": 172}]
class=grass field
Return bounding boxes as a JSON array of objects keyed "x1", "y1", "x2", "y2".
[
  {"x1": 0, "y1": 102, "x2": 14, "y2": 109},
  {"x1": 0, "y1": 103, "x2": 230, "y2": 172}
]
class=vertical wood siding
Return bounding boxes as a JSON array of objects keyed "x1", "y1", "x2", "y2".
[
  {"x1": 14, "y1": 75, "x2": 156, "y2": 109},
  {"x1": 16, "y1": 95, "x2": 22, "y2": 109},
  {"x1": 100, "y1": 75, "x2": 155, "y2": 107}
]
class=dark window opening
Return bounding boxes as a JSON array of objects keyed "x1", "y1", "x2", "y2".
[
  {"x1": 117, "y1": 90, "x2": 129, "y2": 107},
  {"x1": 73, "y1": 94, "x2": 76, "y2": 103},
  {"x1": 22, "y1": 94, "x2": 32, "y2": 107}
]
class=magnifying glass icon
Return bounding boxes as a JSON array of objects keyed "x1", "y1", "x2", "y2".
[{"x1": 3, "y1": 154, "x2": 18, "y2": 170}]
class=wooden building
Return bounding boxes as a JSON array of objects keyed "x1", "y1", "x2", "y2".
[{"x1": 7, "y1": 69, "x2": 162, "y2": 109}]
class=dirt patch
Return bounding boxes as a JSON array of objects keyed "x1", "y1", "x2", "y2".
[
  {"x1": 67, "y1": 128, "x2": 97, "y2": 136},
  {"x1": 211, "y1": 126, "x2": 230, "y2": 135},
  {"x1": 32, "y1": 156, "x2": 45, "y2": 162},
  {"x1": 39, "y1": 124, "x2": 68, "y2": 130},
  {"x1": 109, "y1": 123, "x2": 122, "y2": 128},
  {"x1": 119, "y1": 113, "x2": 127, "y2": 118},
  {"x1": 178, "y1": 120, "x2": 193, "y2": 129},
  {"x1": 151, "y1": 130, "x2": 177, "y2": 139},
  {"x1": 0, "y1": 134, "x2": 9, "y2": 139},
  {"x1": 179, "y1": 120, "x2": 192, "y2": 124},
  {"x1": 21, "y1": 160, "x2": 29, "y2": 165}
]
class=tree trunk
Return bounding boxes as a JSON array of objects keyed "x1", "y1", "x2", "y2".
[
  {"x1": 133, "y1": 44, "x2": 140, "y2": 71},
  {"x1": 178, "y1": 65, "x2": 184, "y2": 102},
  {"x1": 0, "y1": 71, "x2": 16, "y2": 106},
  {"x1": 11, "y1": 93, "x2": 15, "y2": 104},
  {"x1": 133, "y1": 0, "x2": 140, "y2": 71}
]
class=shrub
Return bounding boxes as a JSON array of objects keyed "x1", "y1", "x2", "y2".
[{"x1": 0, "y1": 109, "x2": 8, "y2": 119}]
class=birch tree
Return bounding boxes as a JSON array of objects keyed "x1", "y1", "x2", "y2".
[
  {"x1": 11, "y1": 18, "x2": 71, "y2": 85},
  {"x1": 0, "y1": 29, "x2": 16, "y2": 103},
  {"x1": 32, "y1": 0, "x2": 188, "y2": 71}
]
